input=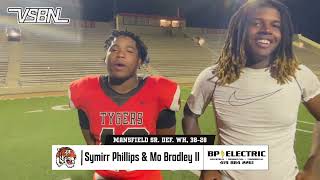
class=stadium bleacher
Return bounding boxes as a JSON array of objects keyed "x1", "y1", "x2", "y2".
[
  {"x1": 15, "y1": 22, "x2": 214, "y2": 89},
  {"x1": 18, "y1": 22, "x2": 111, "y2": 86},
  {"x1": 0, "y1": 43, "x2": 8, "y2": 86},
  {"x1": 0, "y1": 18, "x2": 319, "y2": 95}
]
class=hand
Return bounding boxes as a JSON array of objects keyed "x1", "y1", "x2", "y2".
[
  {"x1": 296, "y1": 155, "x2": 320, "y2": 180},
  {"x1": 296, "y1": 171, "x2": 317, "y2": 180},
  {"x1": 200, "y1": 170, "x2": 222, "y2": 180}
]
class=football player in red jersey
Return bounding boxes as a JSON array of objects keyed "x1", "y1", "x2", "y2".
[{"x1": 68, "y1": 30, "x2": 180, "y2": 180}]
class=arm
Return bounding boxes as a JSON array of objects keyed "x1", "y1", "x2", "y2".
[
  {"x1": 68, "y1": 80, "x2": 96, "y2": 145},
  {"x1": 181, "y1": 67, "x2": 219, "y2": 180},
  {"x1": 297, "y1": 94, "x2": 320, "y2": 180},
  {"x1": 81, "y1": 129, "x2": 95, "y2": 145},
  {"x1": 156, "y1": 109, "x2": 176, "y2": 135},
  {"x1": 182, "y1": 67, "x2": 216, "y2": 135},
  {"x1": 183, "y1": 103, "x2": 221, "y2": 180},
  {"x1": 157, "y1": 126, "x2": 176, "y2": 135},
  {"x1": 78, "y1": 109, "x2": 95, "y2": 145},
  {"x1": 304, "y1": 94, "x2": 320, "y2": 157},
  {"x1": 182, "y1": 103, "x2": 201, "y2": 135}
]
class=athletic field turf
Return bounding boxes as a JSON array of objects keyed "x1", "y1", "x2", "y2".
[{"x1": 0, "y1": 87, "x2": 316, "y2": 180}]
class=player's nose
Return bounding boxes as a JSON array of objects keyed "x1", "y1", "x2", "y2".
[
  {"x1": 259, "y1": 23, "x2": 273, "y2": 34},
  {"x1": 116, "y1": 49, "x2": 126, "y2": 58}
]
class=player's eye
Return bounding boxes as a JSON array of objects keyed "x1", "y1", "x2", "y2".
[
  {"x1": 272, "y1": 22, "x2": 281, "y2": 29},
  {"x1": 110, "y1": 48, "x2": 118, "y2": 52},
  {"x1": 127, "y1": 48, "x2": 135, "y2": 53},
  {"x1": 253, "y1": 21, "x2": 261, "y2": 27}
]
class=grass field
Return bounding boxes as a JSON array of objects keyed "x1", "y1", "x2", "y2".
[{"x1": 0, "y1": 87, "x2": 316, "y2": 180}]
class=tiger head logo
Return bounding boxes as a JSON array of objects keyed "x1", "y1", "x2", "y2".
[{"x1": 56, "y1": 147, "x2": 77, "y2": 168}]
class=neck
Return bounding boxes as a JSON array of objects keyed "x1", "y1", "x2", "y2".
[
  {"x1": 246, "y1": 55, "x2": 271, "y2": 69},
  {"x1": 108, "y1": 75, "x2": 139, "y2": 94}
]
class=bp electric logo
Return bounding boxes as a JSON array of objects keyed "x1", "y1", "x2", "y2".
[
  {"x1": 207, "y1": 150, "x2": 266, "y2": 165},
  {"x1": 208, "y1": 150, "x2": 225, "y2": 159}
]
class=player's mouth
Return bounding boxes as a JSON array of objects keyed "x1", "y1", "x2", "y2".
[
  {"x1": 112, "y1": 63, "x2": 126, "y2": 70},
  {"x1": 255, "y1": 38, "x2": 272, "y2": 48}
]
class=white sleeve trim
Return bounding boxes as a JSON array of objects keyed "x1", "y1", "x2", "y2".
[
  {"x1": 303, "y1": 88, "x2": 320, "y2": 102},
  {"x1": 187, "y1": 100, "x2": 202, "y2": 115},
  {"x1": 169, "y1": 85, "x2": 180, "y2": 111},
  {"x1": 68, "y1": 88, "x2": 76, "y2": 109}
]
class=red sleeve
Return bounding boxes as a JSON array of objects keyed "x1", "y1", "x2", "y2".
[
  {"x1": 157, "y1": 76, "x2": 180, "y2": 111},
  {"x1": 69, "y1": 79, "x2": 84, "y2": 109},
  {"x1": 68, "y1": 76, "x2": 98, "y2": 109}
]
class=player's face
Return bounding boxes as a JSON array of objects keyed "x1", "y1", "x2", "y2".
[
  {"x1": 245, "y1": 6, "x2": 282, "y2": 64},
  {"x1": 106, "y1": 36, "x2": 141, "y2": 80}
]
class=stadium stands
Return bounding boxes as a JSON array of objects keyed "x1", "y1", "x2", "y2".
[
  {"x1": 17, "y1": 23, "x2": 213, "y2": 88},
  {"x1": 0, "y1": 43, "x2": 8, "y2": 86},
  {"x1": 141, "y1": 34, "x2": 213, "y2": 78},
  {"x1": 18, "y1": 22, "x2": 112, "y2": 86},
  {"x1": 0, "y1": 22, "x2": 9, "y2": 86},
  {"x1": 0, "y1": 19, "x2": 319, "y2": 95}
]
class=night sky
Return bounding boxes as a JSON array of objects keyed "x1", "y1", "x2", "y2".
[{"x1": 82, "y1": 0, "x2": 320, "y2": 43}]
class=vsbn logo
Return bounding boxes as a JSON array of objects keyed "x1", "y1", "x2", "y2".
[{"x1": 7, "y1": 7, "x2": 70, "y2": 24}]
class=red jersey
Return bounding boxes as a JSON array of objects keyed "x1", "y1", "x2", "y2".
[{"x1": 69, "y1": 75, "x2": 180, "y2": 179}]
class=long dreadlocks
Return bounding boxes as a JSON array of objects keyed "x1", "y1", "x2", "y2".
[{"x1": 215, "y1": 0, "x2": 299, "y2": 85}]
